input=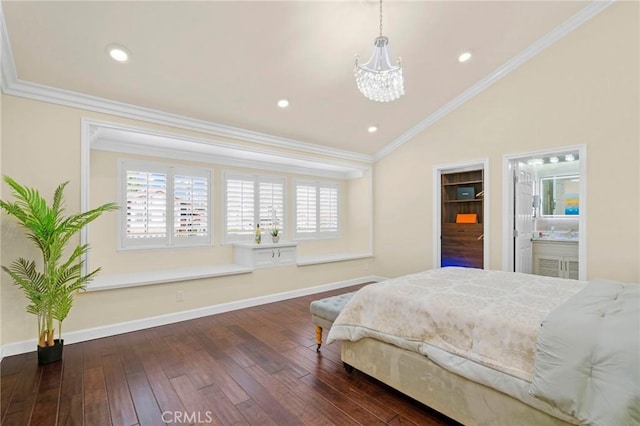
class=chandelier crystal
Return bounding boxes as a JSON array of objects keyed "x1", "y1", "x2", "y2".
[{"x1": 354, "y1": 0, "x2": 405, "y2": 102}]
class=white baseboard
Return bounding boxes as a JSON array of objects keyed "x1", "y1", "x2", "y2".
[{"x1": 0, "y1": 275, "x2": 386, "y2": 359}]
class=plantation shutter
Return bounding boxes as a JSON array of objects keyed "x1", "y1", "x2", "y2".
[
  {"x1": 121, "y1": 161, "x2": 212, "y2": 249},
  {"x1": 174, "y1": 174, "x2": 208, "y2": 238},
  {"x1": 296, "y1": 184, "x2": 317, "y2": 234},
  {"x1": 258, "y1": 181, "x2": 284, "y2": 232},
  {"x1": 226, "y1": 178, "x2": 255, "y2": 237},
  {"x1": 295, "y1": 180, "x2": 340, "y2": 239},
  {"x1": 125, "y1": 170, "x2": 167, "y2": 240},
  {"x1": 224, "y1": 173, "x2": 287, "y2": 242},
  {"x1": 319, "y1": 185, "x2": 338, "y2": 234}
]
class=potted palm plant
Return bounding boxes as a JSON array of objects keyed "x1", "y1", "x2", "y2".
[{"x1": 0, "y1": 176, "x2": 118, "y2": 364}]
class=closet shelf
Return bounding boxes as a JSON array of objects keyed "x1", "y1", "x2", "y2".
[
  {"x1": 444, "y1": 199, "x2": 482, "y2": 204},
  {"x1": 442, "y1": 179, "x2": 483, "y2": 186}
]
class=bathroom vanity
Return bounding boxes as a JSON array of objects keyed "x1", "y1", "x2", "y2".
[{"x1": 532, "y1": 238, "x2": 579, "y2": 279}]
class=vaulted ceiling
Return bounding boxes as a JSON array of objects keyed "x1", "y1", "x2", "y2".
[{"x1": 2, "y1": 1, "x2": 598, "y2": 157}]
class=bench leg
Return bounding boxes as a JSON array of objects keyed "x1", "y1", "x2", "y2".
[{"x1": 315, "y1": 325, "x2": 323, "y2": 352}]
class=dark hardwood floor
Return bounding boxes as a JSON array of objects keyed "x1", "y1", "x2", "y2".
[{"x1": 1, "y1": 285, "x2": 459, "y2": 425}]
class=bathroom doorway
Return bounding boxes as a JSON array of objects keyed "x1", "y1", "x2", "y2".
[{"x1": 503, "y1": 146, "x2": 586, "y2": 280}]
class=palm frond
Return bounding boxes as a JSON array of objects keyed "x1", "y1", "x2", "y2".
[
  {"x1": 58, "y1": 203, "x2": 119, "y2": 235},
  {"x1": 51, "y1": 181, "x2": 68, "y2": 215},
  {"x1": 3, "y1": 259, "x2": 46, "y2": 293}
]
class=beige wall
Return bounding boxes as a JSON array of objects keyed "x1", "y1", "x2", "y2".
[
  {"x1": 346, "y1": 170, "x2": 373, "y2": 254},
  {"x1": 373, "y1": 3, "x2": 639, "y2": 283},
  {"x1": 0, "y1": 59, "x2": 3, "y2": 352},
  {"x1": 1, "y1": 97, "x2": 372, "y2": 345}
]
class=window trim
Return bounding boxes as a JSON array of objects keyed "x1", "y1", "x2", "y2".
[
  {"x1": 118, "y1": 159, "x2": 212, "y2": 250},
  {"x1": 222, "y1": 171, "x2": 287, "y2": 244},
  {"x1": 294, "y1": 179, "x2": 340, "y2": 241}
]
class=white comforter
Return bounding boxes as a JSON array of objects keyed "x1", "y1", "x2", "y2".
[
  {"x1": 328, "y1": 267, "x2": 586, "y2": 381},
  {"x1": 530, "y1": 279, "x2": 640, "y2": 426}
]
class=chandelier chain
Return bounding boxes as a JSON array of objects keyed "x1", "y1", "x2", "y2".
[{"x1": 379, "y1": 0, "x2": 383, "y2": 37}]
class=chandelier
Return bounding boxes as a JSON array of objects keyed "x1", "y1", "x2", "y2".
[{"x1": 354, "y1": 0, "x2": 405, "y2": 102}]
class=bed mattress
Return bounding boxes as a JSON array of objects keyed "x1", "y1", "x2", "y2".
[{"x1": 328, "y1": 267, "x2": 587, "y2": 382}]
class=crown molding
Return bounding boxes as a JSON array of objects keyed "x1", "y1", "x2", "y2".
[
  {"x1": 0, "y1": 14, "x2": 372, "y2": 166},
  {"x1": 374, "y1": 0, "x2": 614, "y2": 161},
  {"x1": 1, "y1": 1, "x2": 611, "y2": 164},
  {"x1": 1, "y1": 77, "x2": 374, "y2": 164},
  {"x1": 85, "y1": 118, "x2": 369, "y2": 180}
]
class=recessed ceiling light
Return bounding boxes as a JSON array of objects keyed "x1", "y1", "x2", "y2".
[
  {"x1": 277, "y1": 99, "x2": 289, "y2": 108},
  {"x1": 107, "y1": 44, "x2": 130, "y2": 63},
  {"x1": 565, "y1": 154, "x2": 575, "y2": 162},
  {"x1": 368, "y1": 125, "x2": 378, "y2": 133},
  {"x1": 458, "y1": 52, "x2": 472, "y2": 63},
  {"x1": 527, "y1": 158, "x2": 544, "y2": 166},
  {"x1": 549, "y1": 156, "x2": 560, "y2": 163}
]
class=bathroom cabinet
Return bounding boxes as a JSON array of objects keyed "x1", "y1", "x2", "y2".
[{"x1": 532, "y1": 241, "x2": 579, "y2": 279}]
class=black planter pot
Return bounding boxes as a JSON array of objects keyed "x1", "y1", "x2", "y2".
[{"x1": 37, "y1": 339, "x2": 64, "y2": 364}]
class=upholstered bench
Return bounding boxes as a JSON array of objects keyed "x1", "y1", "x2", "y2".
[{"x1": 310, "y1": 292, "x2": 355, "y2": 352}]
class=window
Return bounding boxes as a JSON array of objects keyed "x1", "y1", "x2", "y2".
[
  {"x1": 174, "y1": 174, "x2": 209, "y2": 238},
  {"x1": 223, "y1": 172, "x2": 285, "y2": 242},
  {"x1": 120, "y1": 160, "x2": 211, "y2": 249},
  {"x1": 294, "y1": 180, "x2": 339, "y2": 239}
]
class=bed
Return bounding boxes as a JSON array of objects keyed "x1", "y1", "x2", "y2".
[{"x1": 327, "y1": 267, "x2": 639, "y2": 426}]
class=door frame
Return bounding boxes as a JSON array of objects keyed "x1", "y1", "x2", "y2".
[
  {"x1": 502, "y1": 145, "x2": 587, "y2": 280},
  {"x1": 433, "y1": 159, "x2": 490, "y2": 270}
]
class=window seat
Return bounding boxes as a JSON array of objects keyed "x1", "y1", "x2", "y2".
[
  {"x1": 86, "y1": 264, "x2": 253, "y2": 292},
  {"x1": 296, "y1": 252, "x2": 373, "y2": 266},
  {"x1": 86, "y1": 253, "x2": 372, "y2": 291}
]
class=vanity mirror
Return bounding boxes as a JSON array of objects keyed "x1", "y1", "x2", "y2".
[{"x1": 540, "y1": 175, "x2": 579, "y2": 216}]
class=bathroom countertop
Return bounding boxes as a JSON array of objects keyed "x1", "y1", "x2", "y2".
[{"x1": 532, "y1": 234, "x2": 578, "y2": 243}]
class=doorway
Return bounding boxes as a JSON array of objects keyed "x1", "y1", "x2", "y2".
[
  {"x1": 502, "y1": 146, "x2": 586, "y2": 280},
  {"x1": 434, "y1": 160, "x2": 489, "y2": 270}
]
